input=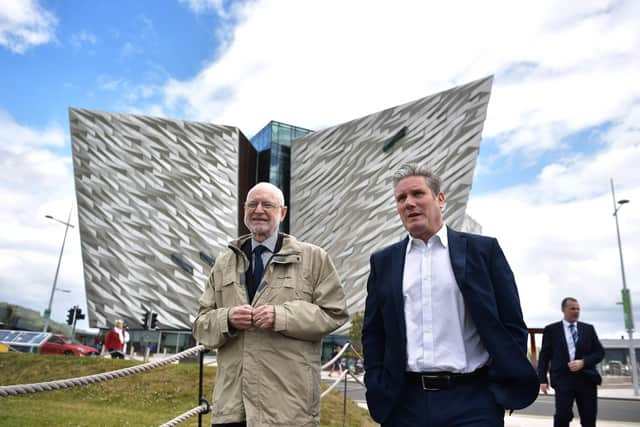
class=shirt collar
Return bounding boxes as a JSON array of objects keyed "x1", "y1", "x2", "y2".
[
  {"x1": 252, "y1": 232, "x2": 278, "y2": 253},
  {"x1": 562, "y1": 319, "x2": 577, "y2": 328},
  {"x1": 407, "y1": 224, "x2": 448, "y2": 252}
]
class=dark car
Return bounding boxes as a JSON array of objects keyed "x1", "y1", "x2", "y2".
[{"x1": 39, "y1": 334, "x2": 99, "y2": 356}]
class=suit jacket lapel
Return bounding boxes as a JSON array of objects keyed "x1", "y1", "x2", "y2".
[
  {"x1": 447, "y1": 227, "x2": 467, "y2": 291},
  {"x1": 558, "y1": 322, "x2": 570, "y2": 361},
  {"x1": 575, "y1": 322, "x2": 586, "y2": 358},
  {"x1": 391, "y1": 237, "x2": 409, "y2": 339}
]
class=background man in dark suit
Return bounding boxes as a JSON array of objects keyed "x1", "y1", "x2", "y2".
[
  {"x1": 362, "y1": 163, "x2": 539, "y2": 426},
  {"x1": 537, "y1": 297, "x2": 605, "y2": 427}
]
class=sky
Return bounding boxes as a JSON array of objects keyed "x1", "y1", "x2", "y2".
[{"x1": 0, "y1": 0, "x2": 639, "y2": 340}]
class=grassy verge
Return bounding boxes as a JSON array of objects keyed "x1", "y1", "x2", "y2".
[{"x1": 0, "y1": 353, "x2": 376, "y2": 426}]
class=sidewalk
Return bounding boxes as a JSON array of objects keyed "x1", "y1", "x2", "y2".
[
  {"x1": 544, "y1": 385, "x2": 640, "y2": 401},
  {"x1": 320, "y1": 371, "x2": 640, "y2": 426},
  {"x1": 505, "y1": 414, "x2": 639, "y2": 426}
]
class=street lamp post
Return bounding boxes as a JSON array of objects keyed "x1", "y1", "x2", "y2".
[
  {"x1": 610, "y1": 178, "x2": 639, "y2": 396},
  {"x1": 42, "y1": 206, "x2": 75, "y2": 333}
]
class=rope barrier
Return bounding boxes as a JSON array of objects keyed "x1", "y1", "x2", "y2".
[
  {"x1": 2, "y1": 339, "x2": 367, "y2": 425},
  {"x1": 321, "y1": 341, "x2": 352, "y2": 370},
  {"x1": 348, "y1": 346, "x2": 363, "y2": 361},
  {"x1": 159, "y1": 403, "x2": 209, "y2": 427},
  {"x1": 0, "y1": 344, "x2": 206, "y2": 397},
  {"x1": 347, "y1": 370, "x2": 365, "y2": 387},
  {"x1": 320, "y1": 369, "x2": 349, "y2": 398}
]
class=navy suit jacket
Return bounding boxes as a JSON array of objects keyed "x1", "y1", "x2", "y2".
[
  {"x1": 536, "y1": 321, "x2": 604, "y2": 389},
  {"x1": 362, "y1": 227, "x2": 539, "y2": 423}
]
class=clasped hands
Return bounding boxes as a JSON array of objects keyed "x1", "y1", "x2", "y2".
[
  {"x1": 229, "y1": 304, "x2": 275, "y2": 330},
  {"x1": 567, "y1": 359, "x2": 584, "y2": 372},
  {"x1": 540, "y1": 359, "x2": 585, "y2": 395}
]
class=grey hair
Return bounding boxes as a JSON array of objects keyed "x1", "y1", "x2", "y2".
[
  {"x1": 392, "y1": 163, "x2": 442, "y2": 196},
  {"x1": 247, "y1": 182, "x2": 286, "y2": 206}
]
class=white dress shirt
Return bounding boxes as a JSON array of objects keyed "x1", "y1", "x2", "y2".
[
  {"x1": 562, "y1": 319, "x2": 578, "y2": 361},
  {"x1": 403, "y1": 225, "x2": 489, "y2": 373}
]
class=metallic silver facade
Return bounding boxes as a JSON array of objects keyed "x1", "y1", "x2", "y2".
[
  {"x1": 290, "y1": 77, "x2": 493, "y2": 320},
  {"x1": 70, "y1": 108, "x2": 239, "y2": 329},
  {"x1": 70, "y1": 77, "x2": 492, "y2": 332}
]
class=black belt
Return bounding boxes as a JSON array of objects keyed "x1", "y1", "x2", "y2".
[{"x1": 405, "y1": 366, "x2": 489, "y2": 391}]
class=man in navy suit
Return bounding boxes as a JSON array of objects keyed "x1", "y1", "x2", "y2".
[
  {"x1": 362, "y1": 163, "x2": 539, "y2": 426},
  {"x1": 537, "y1": 297, "x2": 604, "y2": 427}
]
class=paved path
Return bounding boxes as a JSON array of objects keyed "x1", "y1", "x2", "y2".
[{"x1": 321, "y1": 371, "x2": 640, "y2": 426}]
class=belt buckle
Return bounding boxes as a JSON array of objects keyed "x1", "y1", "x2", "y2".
[{"x1": 421, "y1": 374, "x2": 450, "y2": 391}]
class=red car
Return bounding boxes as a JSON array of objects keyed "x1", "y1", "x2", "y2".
[{"x1": 39, "y1": 334, "x2": 99, "y2": 356}]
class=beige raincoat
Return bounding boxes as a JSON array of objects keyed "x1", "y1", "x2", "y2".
[{"x1": 193, "y1": 234, "x2": 348, "y2": 426}]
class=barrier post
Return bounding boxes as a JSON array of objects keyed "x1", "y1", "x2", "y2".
[
  {"x1": 198, "y1": 348, "x2": 205, "y2": 427},
  {"x1": 342, "y1": 362, "x2": 348, "y2": 427}
]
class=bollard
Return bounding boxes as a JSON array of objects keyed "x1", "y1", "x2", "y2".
[
  {"x1": 198, "y1": 349, "x2": 204, "y2": 427},
  {"x1": 342, "y1": 369, "x2": 348, "y2": 427},
  {"x1": 144, "y1": 347, "x2": 150, "y2": 363}
]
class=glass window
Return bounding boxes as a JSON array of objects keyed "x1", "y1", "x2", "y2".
[
  {"x1": 170, "y1": 253, "x2": 194, "y2": 276},
  {"x1": 199, "y1": 252, "x2": 215, "y2": 267},
  {"x1": 48, "y1": 336, "x2": 65, "y2": 344},
  {"x1": 275, "y1": 123, "x2": 292, "y2": 146},
  {"x1": 250, "y1": 122, "x2": 273, "y2": 152}
]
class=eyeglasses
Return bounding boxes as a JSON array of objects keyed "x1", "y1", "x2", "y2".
[{"x1": 245, "y1": 201, "x2": 281, "y2": 211}]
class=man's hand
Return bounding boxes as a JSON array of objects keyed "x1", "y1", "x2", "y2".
[
  {"x1": 253, "y1": 305, "x2": 275, "y2": 329},
  {"x1": 540, "y1": 383, "x2": 549, "y2": 395},
  {"x1": 568, "y1": 359, "x2": 585, "y2": 372},
  {"x1": 229, "y1": 305, "x2": 254, "y2": 330}
]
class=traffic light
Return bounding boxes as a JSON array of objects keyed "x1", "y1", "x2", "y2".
[
  {"x1": 150, "y1": 312, "x2": 158, "y2": 329},
  {"x1": 75, "y1": 307, "x2": 85, "y2": 320},
  {"x1": 141, "y1": 310, "x2": 150, "y2": 329},
  {"x1": 66, "y1": 308, "x2": 75, "y2": 325}
]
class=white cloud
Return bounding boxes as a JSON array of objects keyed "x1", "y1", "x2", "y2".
[
  {"x1": 69, "y1": 30, "x2": 96, "y2": 50},
  {"x1": 467, "y1": 115, "x2": 640, "y2": 337},
  {"x1": 162, "y1": 0, "x2": 640, "y2": 148},
  {"x1": 160, "y1": 0, "x2": 640, "y2": 337},
  {"x1": 0, "y1": 0, "x2": 57, "y2": 53},
  {"x1": 0, "y1": 112, "x2": 86, "y2": 328},
  {"x1": 97, "y1": 74, "x2": 125, "y2": 91},
  {"x1": 120, "y1": 41, "x2": 139, "y2": 58},
  {"x1": 179, "y1": 0, "x2": 229, "y2": 17},
  {"x1": 0, "y1": 110, "x2": 65, "y2": 153},
  {"x1": 3, "y1": 0, "x2": 639, "y2": 337}
]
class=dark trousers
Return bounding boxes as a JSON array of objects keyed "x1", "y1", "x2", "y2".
[
  {"x1": 383, "y1": 380, "x2": 504, "y2": 427},
  {"x1": 108, "y1": 349, "x2": 124, "y2": 359},
  {"x1": 553, "y1": 375, "x2": 597, "y2": 427}
]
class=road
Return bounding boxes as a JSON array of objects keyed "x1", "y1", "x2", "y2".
[
  {"x1": 323, "y1": 379, "x2": 640, "y2": 423},
  {"x1": 523, "y1": 395, "x2": 639, "y2": 423}
]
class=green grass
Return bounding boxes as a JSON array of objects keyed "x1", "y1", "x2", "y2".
[{"x1": 0, "y1": 353, "x2": 376, "y2": 426}]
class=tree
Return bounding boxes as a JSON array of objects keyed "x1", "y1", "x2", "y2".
[{"x1": 349, "y1": 311, "x2": 364, "y2": 354}]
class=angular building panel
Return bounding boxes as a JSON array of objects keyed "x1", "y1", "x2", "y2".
[
  {"x1": 69, "y1": 109, "x2": 243, "y2": 329},
  {"x1": 289, "y1": 76, "x2": 493, "y2": 319},
  {"x1": 69, "y1": 76, "x2": 492, "y2": 334}
]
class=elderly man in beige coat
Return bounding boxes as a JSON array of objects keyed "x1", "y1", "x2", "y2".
[{"x1": 193, "y1": 182, "x2": 349, "y2": 427}]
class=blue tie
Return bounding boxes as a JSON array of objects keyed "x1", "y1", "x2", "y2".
[
  {"x1": 252, "y1": 245, "x2": 268, "y2": 289},
  {"x1": 570, "y1": 323, "x2": 578, "y2": 344}
]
